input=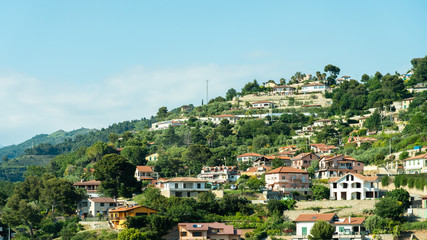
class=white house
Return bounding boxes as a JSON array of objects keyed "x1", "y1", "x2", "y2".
[
  {"x1": 272, "y1": 85, "x2": 296, "y2": 95},
  {"x1": 158, "y1": 177, "x2": 209, "y2": 198},
  {"x1": 293, "y1": 213, "x2": 366, "y2": 240},
  {"x1": 210, "y1": 114, "x2": 239, "y2": 125},
  {"x1": 313, "y1": 119, "x2": 332, "y2": 127},
  {"x1": 145, "y1": 153, "x2": 159, "y2": 162},
  {"x1": 150, "y1": 120, "x2": 183, "y2": 130},
  {"x1": 236, "y1": 153, "x2": 263, "y2": 164},
  {"x1": 328, "y1": 173, "x2": 379, "y2": 200},
  {"x1": 300, "y1": 83, "x2": 328, "y2": 94},
  {"x1": 197, "y1": 166, "x2": 240, "y2": 183},
  {"x1": 403, "y1": 153, "x2": 427, "y2": 174},
  {"x1": 135, "y1": 166, "x2": 159, "y2": 181},
  {"x1": 251, "y1": 101, "x2": 275, "y2": 108},
  {"x1": 77, "y1": 197, "x2": 117, "y2": 218}
]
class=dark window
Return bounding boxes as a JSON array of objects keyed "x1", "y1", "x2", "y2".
[
  {"x1": 175, "y1": 183, "x2": 178, "y2": 188},
  {"x1": 184, "y1": 183, "x2": 187, "y2": 188},
  {"x1": 100, "y1": 203, "x2": 104, "y2": 207},
  {"x1": 110, "y1": 203, "x2": 115, "y2": 206},
  {"x1": 343, "y1": 183, "x2": 348, "y2": 189},
  {"x1": 187, "y1": 192, "x2": 191, "y2": 197},
  {"x1": 181, "y1": 232, "x2": 187, "y2": 237},
  {"x1": 136, "y1": 212, "x2": 148, "y2": 216},
  {"x1": 193, "y1": 232, "x2": 202, "y2": 236},
  {"x1": 197, "y1": 183, "x2": 201, "y2": 188},
  {"x1": 333, "y1": 183, "x2": 337, "y2": 188}
]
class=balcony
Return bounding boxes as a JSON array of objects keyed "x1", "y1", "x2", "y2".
[{"x1": 170, "y1": 188, "x2": 210, "y2": 191}]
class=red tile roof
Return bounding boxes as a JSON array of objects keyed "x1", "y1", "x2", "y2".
[
  {"x1": 328, "y1": 173, "x2": 378, "y2": 182},
  {"x1": 295, "y1": 213, "x2": 337, "y2": 222},
  {"x1": 136, "y1": 166, "x2": 155, "y2": 172},
  {"x1": 403, "y1": 153, "x2": 427, "y2": 161},
  {"x1": 265, "y1": 155, "x2": 291, "y2": 160},
  {"x1": 89, "y1": 197, "x2": 115, "y2": 203},
  {"x1": 211, "y1": 114, "x2": 238, "y2": 118},
  {"x1": 244, "y1": 165, "x2": 272, "y2": 173},
  {"x1": 109, "y1": 205, "x2": 157, "y2": 213},
  {"x1": 73, "y1": 180, "x2": 101, "y2": 186},
  {"x1": 266, "y1": 167, "x2": 307, "y2": 174},
  {"x1": 236, "y1": 153, "x2": 263, "y2": 158},
  {"x1": 333, "y1": 217, "x2": 365, "y2": 225}
]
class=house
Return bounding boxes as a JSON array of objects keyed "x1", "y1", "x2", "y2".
[
  {"x1": 347, "y1": 136, "x2": 377, "y2": 147},
  {"x1": 336, "y1": 78, "x2": 345, "y2": 85},
  {"x1": 135, "y1": 166, "x2": 159, "y2": 181},
  {"x1": 292, "y1": 213, "x2": 366, "y2": 240},
  {"x1": 242, "y1": 165, "x2": 272, "y2": 178},
  {"x1": 77, "y1": 197, "x2": 117, "y2": 218},
  {"x1": 73, "y1": 180, "x2": 101, "y2": 197},
  {"x1": 291, "y1": 153, "x2": 320, "y2": 170},
  {"x1": 310, "y1": 143, "x2": 337, "y2": 154},
  {"x1": 178, "y1": 222, "x2": 242, "y2": 240},
  {"x1": 265, "y1": 167, "x2": 311, "y2": 195},
  {"x1": 317, "y1": 155, "x2": 364, "y2": 179},
  {"x1": 251, "y1": 101, "x2": 275, "y2": 108},
  {"x1": 253, "y1": 156, "x2": 273, "y2": 167},
  {"x1": 403, "y1": 153, "x2": 427, "y2": 174},
  {"x1": 210, "y1": 114, "x2": 239, "y2": 125},
  {"x1": 265, "y1": 155, "x2": 292, "y2": 166},
  {"x1": 145, "y1": 153, "x2": 159, "y2": 162},
  {"x1": 278, "y1": 145, "x2": 297, "y2": 152},
  {"x1": 265, "y1": 80, "x2": 277, "y2": 88},
  {"x1": 108, "y1": 205, "x2": 158, "y2": 229},
  {"x1": 313, "y1": 119, "x2": 332, "y2": 127},
  {"x1": 158, "y1": 177, "x2": 209, "y2": 198},
  {"x1": 402, "y1": 97, "x2": 414, "y2": 109},
  {"x1": 197, "y1": 166, "x2": 240, "y2": 183},
  {"x1": 236, "y1": 153, "x2": 263, "y2": 164},
  {"x1": 272, "y1": 85, "x2": 296, "y2": 95},
  {"x1": 300, "y1": 83, "x2": 328, "y2": 94},
  {"x1": 328, "y1": 173, "x2": 379, "y2": 200},
  {"x1": 150, "y1": 120, "x2": 183, "y2": 131}
]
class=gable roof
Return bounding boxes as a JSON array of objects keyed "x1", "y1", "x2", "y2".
[
  {"x1": 265, "y1": 155, "x2": 291, "y2": 160},
  {"x1": 303, "y1": 82, "x2": 326, "y2": 87},
  {"x1": 266, "y1": 167, "x2": 307, "y2": 174},
  {"x1": 295, "y1": 213, "x2": 337, "y2": 222},
  {"x1": 333, "y1": 217, "x2": 365, "y2": 225},
  {"x1": 163, "y1": 177, "x2": 206, "y2": 183},
  {"x1": 73, "y1": 180, "x2": 101, "y2": 186},
  {"x1": 292, "y1": 152, "x2": 318, "y2": 160},
  {"x1": 328, "y1": 173, "x2": 378, "y2": 183},
  {"x1": 211, "y1": 114, "x2": 238, "y2": 118},
  {"x1": 236, "y1": 153, "x2": 263, "y2": 158},
  {"x1": 136, "y1": 166, "x2": 155, "y2": 172},
  {"x1": 403, "y1": 153, "x2": 427, "y2": 161},
  {"x1": 244, "y1": 165, "x2": 272, "y2": 173},
  {"x1": 89, "y1": 197, "x2": 115, "y2": 203},
  {"x1": 252, "y1": 100, "x2": 273, "y2": 104},
  {"x1": 109, "y1": 205, "x2": 157, "y2": 213},
  {"x1": 178, "y1": 222, "x2": 241, "y2": 235}
]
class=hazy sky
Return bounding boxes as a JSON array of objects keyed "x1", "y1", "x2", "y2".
[{"x1": 1, "y1": 0, "x2": 426, "y2": 146}]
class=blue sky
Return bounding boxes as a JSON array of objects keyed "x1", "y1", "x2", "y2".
[{"x1": 0, "y1": 0, "x2": 426, "y2": 146}]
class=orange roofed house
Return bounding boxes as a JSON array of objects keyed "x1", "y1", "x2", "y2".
[
  {"x1": 236, "y1": 153, "x2": 263, "y2": 164},
  {"x1": 178, "y1": 222, "x2": 242, "y2": 240},
  {"x1": 135, "y1": 165, "x2": 159, "y2": 181},
  {"x1": 291, "y1": 152, "x2": 320, "y2": 170},
  {"x1": 265, "y1": 167, "x2": 311, "y2": 195},
  {"x1": 73, "y1": 180, "x2": 101, "y2": 197},
  {"x1": 317, "y1": 155, "x2": 364, "y2": 179},
  {"x1": 293, "y1": 213, "x2": 366, "y2": 240},
  {"x1": 108, "y1": 205, "x2": 157, "y2": 229}
]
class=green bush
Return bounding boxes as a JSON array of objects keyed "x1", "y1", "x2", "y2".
[{"x1": 381, "y1": 175, "x2": 389, "y2": 187}]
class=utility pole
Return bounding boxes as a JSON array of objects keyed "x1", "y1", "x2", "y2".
[{"x1": 206, "y1": 80, "x2": 209, "y2": 104}]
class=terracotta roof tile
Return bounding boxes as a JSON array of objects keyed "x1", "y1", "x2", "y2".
[
  {"x1": 236, "y1": 153, "x2": 263, "y2": 158},
  {"x1": 403, "y1": 153, "x2": 427, "y2": 161},
  {"x1": 295, "y1": 213, "x2": 337, "y2": 222},
  {"x1": 266, "y1": 167, "x2": 307, "y2": 174},
  {"x1": 73, "y1": 180, "x2": 101, "y2": 186},
  {"x1": 89, "y1": 197, "x2": 115, "y2": 203},
  {"x1": 136, "y1": 166, "x2": 155, "y2": 172}
]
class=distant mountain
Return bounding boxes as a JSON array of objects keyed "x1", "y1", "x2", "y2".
[
  {"x1": 0, "y1": 144, "x2": 3, "y2": 149},
  {"x1": 0, "y1": 128, "x2": 95, "y2": 160}
]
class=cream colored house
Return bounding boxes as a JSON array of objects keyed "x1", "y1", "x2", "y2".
[
  {"x1": 145, "y1": 153, "x2": 159, "y2": 162},
  {"x1": 178, "y1": 222, "x2": 242, "y2": 240}
]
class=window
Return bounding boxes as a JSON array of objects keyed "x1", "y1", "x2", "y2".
[
  {"x1": 292, "y1": 176, "x2": 296, "y2": 180},
  {"x1": 180, "y1": 232, "x2": 187, "y2": 237},
  {"x1": 175, "y1": 183, "x2": 178, "y2": 188},
  {"x1": 187, "y1": 192, "x2": 191, "y2": 197},
  {"x1": 339, "y1": 227, "x2": 345, "y2": 232},
  {"x1": 110, "y1": 203, "x2": 115, "y2": 206},
  {"x1": 197, "y1": 183, "x2": 201, "y2": 188},
  {"x1": 193, "y1": 232, "x2": 202, "y2": 236},
  {"x1": 333, "y1": 183, "x2": 337, "y2": 188},
  {"x1": 100, "y1": 203, "x2": 104, "y2": 207},
  {"x1": 343, "y1": 183, "x2": 348, "y2": 189},
  {"x1": 302, "y1": 176, "x2": 306, "y2": 182},
  {"x1": 184, "y1": 183, "x2": 187, "y2": 188},
  {"x1": 282, "y1": 176, "x2": 286, "y2": 180}
]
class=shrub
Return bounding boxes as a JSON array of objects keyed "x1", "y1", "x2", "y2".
[{"x1": 381, "y1": 175, "x2": 389, "y2": 187}]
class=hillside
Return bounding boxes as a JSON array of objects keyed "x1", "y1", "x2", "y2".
[
  {"x1": 0, "y1": 128, "x2": 95, "y2": 160},
  {"x1": 0, "y1": 155, "x2": 54, "y2": 182}
]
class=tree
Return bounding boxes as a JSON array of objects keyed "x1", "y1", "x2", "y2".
[
  {"x1": 118, "y1": 228, "x2": 145, "y2": 240},
  {"x1": 252, "y1": 134, "x2": 270, "y2": 150},
  {"x1": 399, "y1": 151, "x2": 409, "y2": 160},
  {"x1": 363, "y1": 110, "x2": 381, "y2": 131},
  {"x1": 311, "y1": 185, "x2": 330, "y2": 200},
  {"x1": 86, "y1": 141, "x2": 114, "y2": 162},
  {"x1": 267, "y1": 199, "x2": 287, "y2": 216},
  {"x1": 386, "y1": 188, "x2": 410, "y2": 210},
  {"x1": 409, "y1": 55, "x2": 427, "y2": 85},
  {"x1": 1, "y1": 198, "x2": 43, "y2": 237},
  {"x1": 94, "y1": 154, "x2": 141, "y2": 197},
  {"x1": 361, "y1": 74, "x2": 370, "y2": 82},
  {"x1": 246, "y1": 175, "x2": 266, "y2": 191},
  {"x1": 156, "y1": 107, "x2": 168, "y2": 119},
  {"x1": 364, "y1": 215, "x2": 387, "y2": 233},
  {"x1": 375, "y1": 197, "x2": 404, "y2": 221},
  {"x1": 308, "y1": 220, "x2": 334, "y2": 240},
  {"x1": 184, "y1": 144, "x2": 212, "y2": 174},
  {"x1": 40, "y1": 177, "x2": 83, "y2": 214},
  {"x1": 215, "y1": 119, "x2": 233, "y2": 137},
  {"x1": 381, "y1": 175, "x2": 390, "y2": 187},
  {"x1": 225, "y1": 88, "x2": 237, "y2": 101},
  {"x1": 324, "y1": 64, "x2": 340, "y2": 76},
  {"x1": 121, "y1": 146, "x2": 148, "y2": 165}
]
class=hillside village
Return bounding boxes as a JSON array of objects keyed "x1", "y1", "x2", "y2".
[{"x1": 0, "y1": 57, "x2": 426, "y2": 240}]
